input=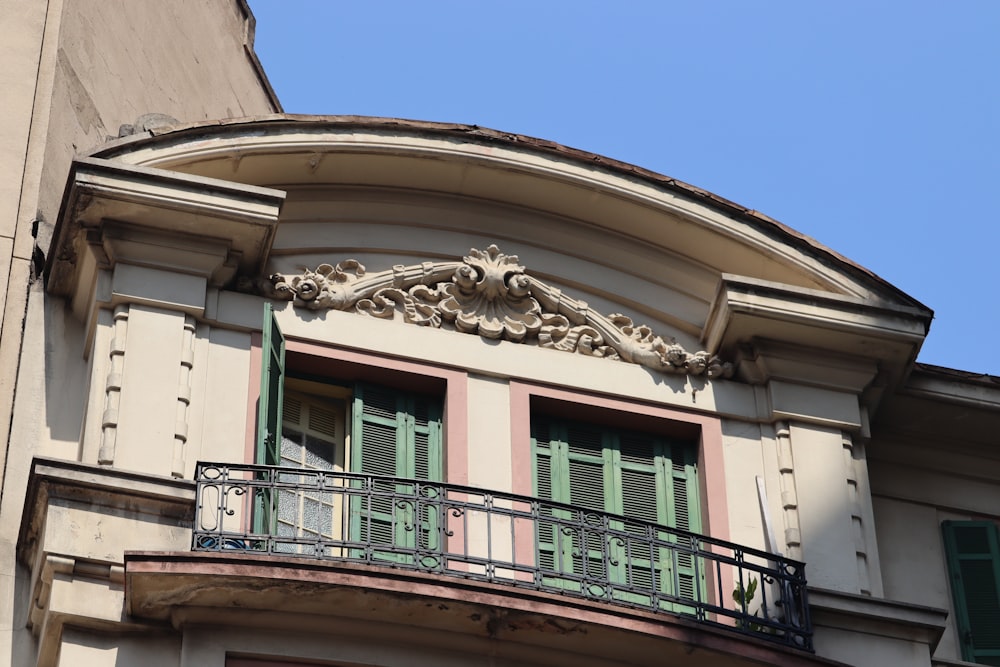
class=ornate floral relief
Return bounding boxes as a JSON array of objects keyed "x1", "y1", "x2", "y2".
[
  {"x1": 437, "y1": 245, "x2": 541, "y2": 341},
  {"x1": 265, "y1": 245, "x2": 733, "y2": 379}
]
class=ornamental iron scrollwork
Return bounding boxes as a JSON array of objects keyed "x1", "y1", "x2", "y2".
[
  {"x1": 192, "y1": 462, "x2": 813, "y2": 650},
  {"x1": 264, "y1": 245, "x2": 732, "y2": 379}
]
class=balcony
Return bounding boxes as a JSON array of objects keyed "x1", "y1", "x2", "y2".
[{"x1": 192, "y1": 462, "x2": 812, "y2": 651}]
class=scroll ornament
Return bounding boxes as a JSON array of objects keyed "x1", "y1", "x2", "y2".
[{"x1": 265, "y1": 245, "x2": 733, "y2": 379}]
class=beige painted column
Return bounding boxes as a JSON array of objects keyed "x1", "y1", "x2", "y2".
[
  {"x1": 101, "y1": 303, "x2": 191, "y2": 477},
  {"x1": 463, "y1": 375, "x2": 515, "y2": 577},
  {"x1": 466, "y1": 374, "x2": 513, "y2": 492},
  {"x1": 787, "y1": 422, "x2": 867, "y2": 593},
  {"x1": 739, "y1": 343, "x2": 884, "y2": 597}
]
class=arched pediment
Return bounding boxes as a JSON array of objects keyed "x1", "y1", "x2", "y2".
[
  {"x1": 91, "y1": 115, "x2": 928, "y2": 316},
  {"x1": 51, "y1": 117, "x2": 930, "y2": 400}
]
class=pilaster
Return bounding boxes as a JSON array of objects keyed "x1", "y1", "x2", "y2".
[
  {"x1": 46, "y1": 157, "x2": 284, "y2": 478},
  {"x1": 704, "y1": 275, "x2": 928, "y2": 600}
]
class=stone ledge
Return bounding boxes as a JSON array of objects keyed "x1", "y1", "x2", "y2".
[
  {"x1": 17, "y1": 456, "x2": 196, "y2": 568},
  {"x1": 808, "y1": 587, "x2": 947, "y2": 649}
]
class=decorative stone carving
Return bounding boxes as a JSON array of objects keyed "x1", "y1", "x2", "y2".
[
  {"x1": 98, "y1": 305, "x2": 129, "y2": 466},
  {"x1": 266, "y1": 245, "x2": 733, "y2": 379}
]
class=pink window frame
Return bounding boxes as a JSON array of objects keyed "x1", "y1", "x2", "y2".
[
  {"x1": 245, "y1": 335, "x2": 470, "y2": 485},
  {"x1": 508, "y1": 379, "x2": 732, "y2": 609}
]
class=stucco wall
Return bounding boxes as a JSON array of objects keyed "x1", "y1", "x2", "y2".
[
  {"x1": 269, "y1": 186, "x2": 713, "y2": 351},
  {"x1": 38, "y1": 0, "x2": 277, "y2": 251},
  {"x1": 0, "y1": 0, "x2": 278, "y2": 487},
  {"x1": 0, "y1": 2, "x2": 277, "y2": 663},
  {"x1": 6, "y1": 112, "x2": 961, "y2": 665},
  {"x1": 870, "y1": 438, "x2": 1000, "y2": 664}
]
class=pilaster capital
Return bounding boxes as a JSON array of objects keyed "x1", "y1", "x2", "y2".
[
  {"x1": 704, "y1": 274, "x2": 931, "y2": 417},
  {"x1": 46, "y1": 157, "x2": 285, "y2": 317}
]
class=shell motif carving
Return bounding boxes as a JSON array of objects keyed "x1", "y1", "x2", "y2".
[
  {"x1": 265, "y1": 245, "x2": 733, "y2": 379},
  {"x1": 438, "y1": 245, "x2": 541, "y2": 341}
]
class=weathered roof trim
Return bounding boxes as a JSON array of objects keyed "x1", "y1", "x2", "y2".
[
  {"x1": 913, "y1": 362, "x2": 1000, "y2": 387},
  {"x1": 87, "y1": 115, "x2": 930, "y2": 314},
  {"x1": 904, "y1": 363, "x2": 1000, "y2": 411}
]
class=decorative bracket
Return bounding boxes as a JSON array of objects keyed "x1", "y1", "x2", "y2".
[{"x1": 263, "y1": 245, "x2": 732, "y2": 379}]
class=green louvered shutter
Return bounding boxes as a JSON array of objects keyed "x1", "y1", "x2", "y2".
[
  {"x1": 532, "y1": 418, "x2": 603, "y2": 589},
  {"x1": 617, "y1": 432, "x2": 666, "y2": 603},
  {"x1": 943, "y1": 521, "x2": 1000, "y2": 665},
  {"x1": 257, "y1": 302, "x2": 285, "y2": 466},
  {"x1": 350, "y1": 383, "x2": 442, "y2": 563},
  {"x1": 667, "y1": 440, "x2": 702, "y2": 607},
  {"x1": 532, "y1": 420, "x2": 559, "y2": 574},
  {"x1": 532, "y1": 416, "x2": 702, "y2": 608},
  {"x1": 565, "y1": 422, "x2": 612, "y2": 589},
  {"x1": 254, "y1": 303, "x2": 285, "y2": 534},
  {"x1": 409, "y1": 392, "x2": 443, "y2": 553}
]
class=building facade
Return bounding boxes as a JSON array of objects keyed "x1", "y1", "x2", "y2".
[{"x1": 4, "y1": 5, "x2": 1000, "y2": 667}]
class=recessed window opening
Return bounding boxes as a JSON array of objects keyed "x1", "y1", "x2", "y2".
[
  {"x1": 255, "y1": 304, "x2": 446, "y2": 561},
  {"x1": 530, "y1": 404, "x2": 704, "y2": 610}
]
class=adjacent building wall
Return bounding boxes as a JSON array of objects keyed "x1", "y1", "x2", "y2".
[
  {"x1": 0, "y1": 0, "x2": 279, "y2": 492},
  {"x1": 870, "y1": 433, "x2": 1000, "y2": 665},
  {"x1": 0, "y1": 2, "x2": 279, "y2": 662}
]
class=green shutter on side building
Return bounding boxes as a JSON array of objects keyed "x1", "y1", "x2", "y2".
[{"x1": 942, "y1": 521, "x2": 1000, "y2": 665}]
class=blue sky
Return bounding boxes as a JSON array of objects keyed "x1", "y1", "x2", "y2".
[{"x1": 247, "y1": 1, "x2": 1000, "y2": 375}]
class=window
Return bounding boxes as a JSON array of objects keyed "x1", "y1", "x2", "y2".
[
  {"x1": 531, "y1": 414, "x2": 703, "y2": 607},
  {"x1": 276, "y1": 387, "x2": 345, "y2": 544},
  {"x1": 942, "y1": 521, "x2": 1000, "y2": 665},
  {"x1": 256, "y1": 304, "x2": 443, "y2": 560}
]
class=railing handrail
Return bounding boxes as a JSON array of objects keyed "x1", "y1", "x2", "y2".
[
  {"x1": 196, "y1": 462, "x2": 802, "y2": 568},
  {"x1": 193, "y1": 461, "x2": 812, "y2": 651}
]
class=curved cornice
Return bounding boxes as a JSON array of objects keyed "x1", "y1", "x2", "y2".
[
  {"x1": 260, "y1": 245, "x2": 733, "y2": 379},
  {"x1": 88, "y1": 115, "x2": 931, "y2": 314}
]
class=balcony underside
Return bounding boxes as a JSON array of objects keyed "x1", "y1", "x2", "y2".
[{"x1": 125, "y1": 552, "x2": 840, "y2": 667}]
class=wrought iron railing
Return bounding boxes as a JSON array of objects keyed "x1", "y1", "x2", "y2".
[{"x1": 192, "y1": 462, "x2": 812, "y2": 650}]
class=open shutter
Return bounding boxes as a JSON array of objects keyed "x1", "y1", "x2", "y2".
[
  {"x1": 254, "y1": 304, "x2": 285, "y2": 535},
  {"x1": 943, "y1": 521, "x2": 1000, "y2": 665},
  {"x1": 257, "y1": 302, "x2": 285, "y2": 466}
]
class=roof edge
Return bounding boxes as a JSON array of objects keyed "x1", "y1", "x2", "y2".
[
  {"x1": 233, "y1": 0, "x2": 282, "y2": 113},
  {"x1": 87, "y1": 114, "x2": 930, "y2": 314}
]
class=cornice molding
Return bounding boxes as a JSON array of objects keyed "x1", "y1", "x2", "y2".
[
  {"x1": 46, "y1": 157, "x2": 285, "y2": 299},
  {"x1": 260, "y1": 245, "x2": 733, "y2": 379}
]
